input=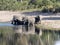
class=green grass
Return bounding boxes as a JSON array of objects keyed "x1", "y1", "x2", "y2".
[{"x1": 20, "y1": 8, "x2": 42, "y2": 12}]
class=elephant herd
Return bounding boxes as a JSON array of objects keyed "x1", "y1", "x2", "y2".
[{"x1": 11, "y1": 15, "x2": 40, "y2": 26}]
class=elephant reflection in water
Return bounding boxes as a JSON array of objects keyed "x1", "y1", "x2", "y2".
[
  {"x1": 12, "y1": 25, "x2": 23, "y2": 33},
  {"x1": 12, "y1": 25, "x2": 35, "y2": 34}
]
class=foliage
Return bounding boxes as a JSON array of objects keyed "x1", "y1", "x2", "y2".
[{"x1": 0, "y1": 0, "x2": 60, "y2": 12}]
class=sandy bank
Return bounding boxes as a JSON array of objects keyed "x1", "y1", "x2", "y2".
[{"x1": 0, "y1": 11, "x2": 24, "y2": 22}]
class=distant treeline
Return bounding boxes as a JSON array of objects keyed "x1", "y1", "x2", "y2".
[{"x1": 0, "y1": 0, "x2": 60, "y2": 12}]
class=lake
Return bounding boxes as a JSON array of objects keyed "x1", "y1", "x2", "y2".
[{"x1": 0, "y1": 22, "x2": 60, "y2": 45}]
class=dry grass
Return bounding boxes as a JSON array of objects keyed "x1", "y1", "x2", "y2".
[{"x1": 36, "y1": 20, "x2": 60, "y2": 30}]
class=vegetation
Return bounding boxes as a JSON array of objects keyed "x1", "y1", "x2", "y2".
[{"x1": 0, "y1": 0, "x2": 60, "y2": 12}]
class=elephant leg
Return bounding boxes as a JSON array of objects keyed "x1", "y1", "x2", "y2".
[
  {"x1": 11, "y1": 20, "x2": 16, "y2": 25},
  {"x1": 11, "y1": 20, "x2": 13, "y2": 24}
]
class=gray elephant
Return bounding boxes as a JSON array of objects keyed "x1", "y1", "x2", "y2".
[
  {"x1": 11, "y1": 16, "x2": 23, "y2": 25},
  {"x1": 22, "y1": 16, "x2": 35, "y2": 26},
  {"x1": 22, "y1": 16, "x2": 28, "y2": 25},
  {"x1": 11, "y1": 16, "x2": 35, "y2": 26}
]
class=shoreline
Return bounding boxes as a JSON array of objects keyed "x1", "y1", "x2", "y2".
[{"x1": 0, "y1": 11, "x2": 60, "y2": 30}]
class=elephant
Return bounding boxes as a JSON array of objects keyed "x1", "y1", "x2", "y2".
[
  {"x1": 35, "y1": 16, "x2": 40, "y2": 24},
  {"x1": 22, "y1": 16, "x2": 28, "y2": 25},
  {"x1": 11, "y1": 16, "x2": 23, "y2": 25},
  {"x1": 22, "y1": 16, "x2": 35, "y2": 26},
  {"x1": 11, "y1": 16, "x2": 35, "y2": 26}
]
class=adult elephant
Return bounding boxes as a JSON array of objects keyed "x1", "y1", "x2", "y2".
[
  {"x1": 11, "y1": 16, "x2": 23, "y2": 25},
  {"x1": 22, "y1": 16, "x2": 35, "y2": 26},
  {"x1": 35, "y1": 16, "x2": 40, "y2": 24}
]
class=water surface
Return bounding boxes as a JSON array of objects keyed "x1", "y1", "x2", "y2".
[{"x1": 0, "y1": 22, "x2": 60, "y2": 45}]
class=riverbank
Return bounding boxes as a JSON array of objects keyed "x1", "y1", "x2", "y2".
[
  {"x1": 36, "y1": 20, "x2": 60, "y2": 31},
  {"x1": 0, "y1": 11, "x2": 24, "y2": 22},
  {"x1": 1, "y1": 11, "x2": 60, "y2": 30}
]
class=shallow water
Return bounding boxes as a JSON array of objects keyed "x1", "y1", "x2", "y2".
[
  {"x1": 0, "y1": 22, "x2": 13, "y2": 26},
  {"x1": 0, "y1": 22, "x2": 60, "y2": 45}
]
